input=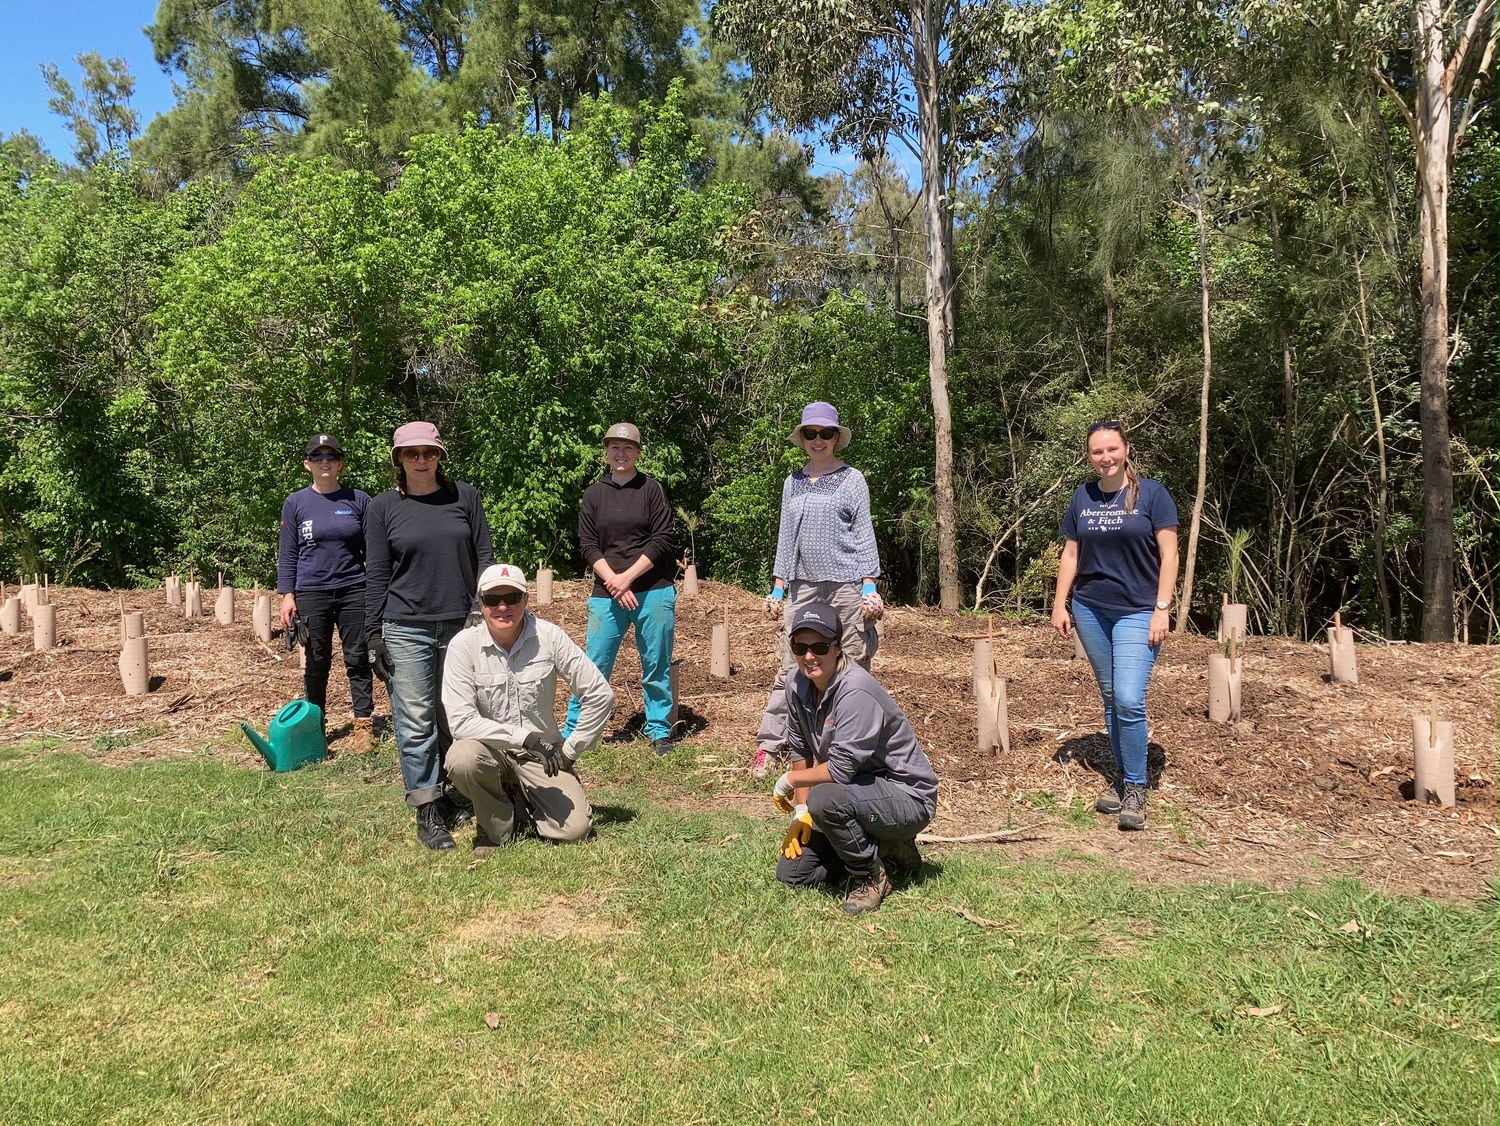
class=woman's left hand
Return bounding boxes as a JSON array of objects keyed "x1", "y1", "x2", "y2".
[{"x1": 1149, "y1": 608, "x2": 1170, "y2": 645}]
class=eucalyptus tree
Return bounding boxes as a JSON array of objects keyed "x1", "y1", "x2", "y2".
[
  {"x1": 1254, "y1": 0, "x2": 1497, "y2": 641},
  {"x1": 711, "y1": 0, "x2": 1020, "y2": 610}
]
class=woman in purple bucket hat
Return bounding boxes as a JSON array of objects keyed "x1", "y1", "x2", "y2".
[{"x1": 751, "y1": 401, "x2": 884, "y2": 779}]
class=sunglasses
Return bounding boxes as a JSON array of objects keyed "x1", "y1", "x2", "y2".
[
  {"x1": 790, "y1": 640, "x2": 834, "y2": 656},
  {"x1": 800, "y1": 426, "x2": 840, "y2": 442},
  {"x1": 1087, "y1": 419, "x2": 1124, "y2": 435},
  {"x1": 480, "y1": 590, "x2": 526, "y2": 607},
  {"x1": 400, "y1": 447, "x2": 443, "y2": 462},
  {"x1": 307, "y1": 452, "x2": 343, "y2": 462}
]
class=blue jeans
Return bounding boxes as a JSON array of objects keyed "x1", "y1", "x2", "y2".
[
  {"x1": 383, "y1": 618, "x2": 465, "y2": 807},
  {"x1": 563, "y1": 586, "x2": 676, "y2": 741},
  {"x1": 1071, "y1": 598, "x2": 1159, "y2": 786}
]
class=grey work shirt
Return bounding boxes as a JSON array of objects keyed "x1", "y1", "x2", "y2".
[
  {"x1": 785, "y1": 660, "x2": 939, "y2": 814},
  {"x1": 441, "y1": 613, "x2": 613, "y2": 762}
]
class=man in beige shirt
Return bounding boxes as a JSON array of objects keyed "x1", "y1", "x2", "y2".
[{"x1": 441, "y1": 563, "x2": 614, "y2": 852}]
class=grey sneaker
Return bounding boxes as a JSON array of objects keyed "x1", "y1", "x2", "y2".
[
  {"x1": 1095, "y1": 782, "x2": 1123, "y2": 814},
  {"x1": 841, "y1": 867, "x2": 893, "y2": 915},
  {"x1": 878, "y1": 837, "x2": 923, "y2": 881},
  {"x1": 652, "y1": 738, "x2": 675, "y2": 757},
  {"x1": 1118, "y1": 783, "x2": 1148, "y2": 831}
]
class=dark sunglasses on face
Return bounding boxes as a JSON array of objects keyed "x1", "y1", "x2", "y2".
[
  {"x1": 790, "y1": 640, "x2": 834, "y2": 656},
  {"x1": 400, "y1": 447, "x2": 443, "y2": 462},
  {"x1": 307, "y1": 452, "x2": 342, "y2": 462},
  {"x1": 1087, "y1": 419, "x2": 1123, "y2": 435},
  {"x1": 801, "y1": 426, "x2": 840, "y2": 441},
  {"x1": 480, "y1": 590, "x2": 525, "y2": 607}
]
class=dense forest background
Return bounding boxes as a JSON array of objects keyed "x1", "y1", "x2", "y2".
[{"x1": 0, "y1": 0, "x2": 1494, "y2": 642}]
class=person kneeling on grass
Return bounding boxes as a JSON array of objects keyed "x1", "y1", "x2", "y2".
[
  {"x1": 771, "y1": 602, "x2": 939, "y2": 915},
  {"x1": 440, "y1": 563, "x2": 614, "y2": 854}
]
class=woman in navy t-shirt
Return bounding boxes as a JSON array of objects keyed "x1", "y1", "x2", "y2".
[
  {"x1": 276, "y1": 433, "x2": 373, "y2": 750},
  {"x1": 1051, "y1": 420, "x2": 1179, "y2": 830}
]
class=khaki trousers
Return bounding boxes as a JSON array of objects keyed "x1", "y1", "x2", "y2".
[
  {"x1": 756, "y1": 579, "x2": 878, "y2": 754},
  {"x1": 446, "y1": 738, "x2": 592, "y2": 844}
]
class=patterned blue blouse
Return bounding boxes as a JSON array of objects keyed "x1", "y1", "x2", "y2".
[{"x1": 772, "y1": 464, "x2": 880, "y2": 583}]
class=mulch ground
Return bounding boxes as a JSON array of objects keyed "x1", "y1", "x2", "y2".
[{"x1": 2, "y1": 580, "x2": 1495, "y2": 901}]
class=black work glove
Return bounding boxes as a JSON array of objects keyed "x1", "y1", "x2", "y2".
[
  {"x1": 284, "y1": 610, "x2": 308, "y2": 652},
  {"x1": 367, "y1": 634, "x2": 394, "y2": 682},
  {"x1": 519, "y1": 730, "x2": 567, "y2": 778}
]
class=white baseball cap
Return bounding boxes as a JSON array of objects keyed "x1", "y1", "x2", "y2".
[{"x1": 477, "y1": 563, "x2": 528, "y2": 594}]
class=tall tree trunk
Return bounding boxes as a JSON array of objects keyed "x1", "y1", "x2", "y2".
[
  {"x1": 1176, "y1": 194, "x2": 1212, "y2": 633},
  {"x1": 1414, "y1": 0, "x2": 1456, "y2": 641},
  {"x1": 913, "y1": 2, "x2": 960, "y2": 609},
  {"x1": 1355, "y1": 256, "x2": 1394, "y2": 638}
]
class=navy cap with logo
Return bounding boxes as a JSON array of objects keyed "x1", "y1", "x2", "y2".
[
  {"x1": 305, "y1": 432, "x2": 344, "y2": 457},
  {"x1": 789, "y1": 602, "x2": 841, "y2": 642}
]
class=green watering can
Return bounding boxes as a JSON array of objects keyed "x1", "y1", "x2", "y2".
[{"x1": 241, "y1": 699, "x2": 327, "y2": 772}]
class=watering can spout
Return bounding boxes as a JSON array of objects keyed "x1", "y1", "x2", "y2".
[{"x1": 241, "y1": 723, "x2": 277, "y2": 766}]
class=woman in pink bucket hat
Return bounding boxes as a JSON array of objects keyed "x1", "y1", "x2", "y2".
[
  {"x1": 751, "y1": 401, "x2": 884, "y2": 779},
  {"x1": 363, "y1": 421, "x2": 495, "y2": 851}
]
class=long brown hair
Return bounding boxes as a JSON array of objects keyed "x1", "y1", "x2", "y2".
[
  {"x1": 393, "y1": 458, "x2": 453, "y2": 497},
  {"x1": 1087, "y1": 418, "x2": 1139, "y2": 513}
]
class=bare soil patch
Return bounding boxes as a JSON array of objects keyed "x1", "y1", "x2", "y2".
[{"x1": 2, "y1": 581, "x2": 1495, "y2": 900}]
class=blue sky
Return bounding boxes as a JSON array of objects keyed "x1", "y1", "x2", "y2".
[
  {"x1": 0, "y1": 3, "x2": 874, "y2": 181},
  {"x1": 1, "y1": 3, "x2": 175, "y2": 160}
]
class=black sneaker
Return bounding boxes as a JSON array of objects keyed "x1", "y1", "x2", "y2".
[
  {"x1": 652, "y1": 738, "x2": 675, "y2": 756},
  {"x1": 1118, "y1": 783, "x2": 1148, "y2": 831},
  {"x1": 878, "y1": 837, "x2": 923, "y2": 881},
  {"x1": 436, "y1": 792, "x2": 474, "y2": 829},
  {"x1": 416, "y1": 801, "x2": 456, "y2": 850}
]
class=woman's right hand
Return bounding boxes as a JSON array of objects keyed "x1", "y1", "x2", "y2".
[
  {"x1": 1051, "y1": 603, "x2": 1071, "y2": 639},
  {"x1": 279, "y1": 593, "x2": 297, "y2": 627}
]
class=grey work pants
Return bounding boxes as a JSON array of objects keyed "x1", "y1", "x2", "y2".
[
  {"x1": 775, "y1": 775, "x2": 930, "y2": 887},
  {"x1": 446, "y1": 738, "x2": 592, "y2": 844},
  {"x1": 756, "y1": 579, "x2": 878, "y2": 755}
]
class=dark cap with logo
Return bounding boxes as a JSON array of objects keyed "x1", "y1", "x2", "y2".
[
  {"x1": 789, "y1": 602, "x2": 841, "y2": 641},
  {"x1": 305, "y1": 433, "x2": 344, "y2": 457}
]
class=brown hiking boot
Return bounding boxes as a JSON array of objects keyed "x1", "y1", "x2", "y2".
[
  {"x1": 348, "y1": 716, "x2": 375, "y2": 754},
  {"x1": 473, "y1": 830, "x2": 504, "y2": 858},
  {"x1": 841, "y1": 867, "x2": 893, "y2": 915},
  {"x1": 1118, "y1": 782, "x2": 1148, "y2": 831},
  {"x1": 878, "y1": 837, "x2": 923, "y2": 882},
  {"x1": 1095, "y1": 781, "x2": 1123, "y2": 814}
]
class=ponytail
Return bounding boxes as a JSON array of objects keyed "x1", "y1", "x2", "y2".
[{"x1": 1124, "y1": 457, "x2": 1140, "y2": 514}]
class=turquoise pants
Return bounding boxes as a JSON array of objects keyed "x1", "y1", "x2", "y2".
[{"x1": 563, "y1": 585, "x2": 677, "y2": 742}]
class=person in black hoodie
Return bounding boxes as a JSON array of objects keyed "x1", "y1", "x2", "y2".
[{"x1": 561, "y1": 422, "x2": 677, "y2": 755}]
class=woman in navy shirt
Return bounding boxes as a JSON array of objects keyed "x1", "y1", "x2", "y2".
[
  {"x1": 276, "y1": 433, "x2": 373, "y2": 750},
  {"x1": 1051, "y1": 420, "x2": 1179, "y2": 830}
]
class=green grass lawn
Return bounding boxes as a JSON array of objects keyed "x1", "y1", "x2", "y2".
[{"x1": 0, "y1": 738, "x2": 1494, "y2": 1124}]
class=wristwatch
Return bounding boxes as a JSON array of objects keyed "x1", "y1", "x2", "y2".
[{"x1": 1154, "y1": 599, "x2": 1170, "y2": 611}]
